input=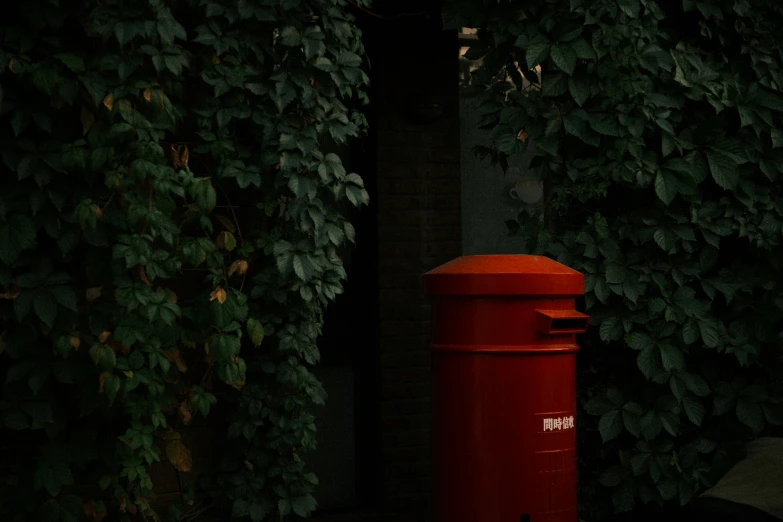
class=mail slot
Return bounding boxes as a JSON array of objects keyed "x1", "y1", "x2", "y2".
[{"x1": 423, "y1": 255, "x2": 589, "y2": 522}]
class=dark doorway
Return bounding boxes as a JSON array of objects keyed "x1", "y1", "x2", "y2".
[{"x1": 308, "y1": 90, "x2": 380, "y2": 509}]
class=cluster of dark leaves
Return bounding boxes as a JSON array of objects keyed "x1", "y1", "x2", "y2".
[
  {"x1": 0, "y1": 0, "x2": 368, "y2": 520},
  {"x1": 444, "y1": 0, "x2": 783, "y2": 519}
]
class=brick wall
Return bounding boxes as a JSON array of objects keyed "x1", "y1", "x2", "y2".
[{"x1": 367, "y1": 14, "x2": 461, "y2": 513}]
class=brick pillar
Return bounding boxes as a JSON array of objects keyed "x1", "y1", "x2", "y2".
[{"x1": 367, "y1": 15, "x2": 461, "y2": 513}]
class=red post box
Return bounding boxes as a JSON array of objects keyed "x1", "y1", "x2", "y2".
[{"x1": 423, "y1": 255, "x2": 589, "y2": 522}]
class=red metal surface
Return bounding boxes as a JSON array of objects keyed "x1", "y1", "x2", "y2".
[
  {"x1": 423, "y1": 255, "x2": 588, "y2": 522},
  {"x1": 422, "y1": 254, "x2": 584, "y2": 296},
  {"x1": 535, "y1": 310, "x2": 590, "y2": 335}
]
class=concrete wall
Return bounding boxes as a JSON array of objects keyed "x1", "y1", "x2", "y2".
[
  {"x1": 459, "y1": 98, "x2": 535, "y2": 255},
  {"x1": 458, "y1": 53, "x2": 539, "y2": 256}
]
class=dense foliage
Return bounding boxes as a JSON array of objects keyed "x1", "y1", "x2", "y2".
[
  {"x1": 445, "y1": 0, "x2": 783, "y2": 519},
  {"x1": 0, "y1": 0, "x2": 368, "y2": 520}
]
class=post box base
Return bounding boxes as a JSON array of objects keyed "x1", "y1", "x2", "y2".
[{"x1": 432, "y1": 350, "x2": 578, "y2": 522}]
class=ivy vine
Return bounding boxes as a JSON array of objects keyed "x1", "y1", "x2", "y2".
[
  {"x1": 445, "y1": 0, "x2": 783, "y2": 519},
  {"x1": 0, "y1": 0, "x2": 369, "y2": 520}
]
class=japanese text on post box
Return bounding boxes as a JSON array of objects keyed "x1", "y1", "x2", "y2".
[{"x1": 542, "y1": 416, "x2": 575, "y2": 432}]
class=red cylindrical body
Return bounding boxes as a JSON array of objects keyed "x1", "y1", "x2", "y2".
[{"x1": 423, "y1": 255, "x2": 588, "y2": 522}]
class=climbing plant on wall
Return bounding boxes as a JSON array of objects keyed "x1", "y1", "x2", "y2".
[
  {"x1": 445, "y1": 0, "x2": 783, "y2": 519},
  {"x1": 0, "y1": 0, "x2": 368, "y2": 520}
]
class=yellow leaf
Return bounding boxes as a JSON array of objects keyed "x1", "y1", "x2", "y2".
[
  {"x1": 178, "y1": 400, "x2": 192, "y2": 426},
  {"x1": 103, "y1": 93, "x2": 114, "y2": 111},
  {"x1": 84, "y1": 502, "x2": 107, "y2": 522},
  {"x1": 81, "y1": 107, "x2": 95, "y2": 135},
  {"x1": 517, "y1": 130, "x2": 529, "y2": 142},
  {"x1": 69, "y1": 336, "x2": 81, "y2": 350},
  {"x1": 118, "y1": 99, "x2": 132, "y2": 112},
  {"x1": 143, "y1": 88, "x2": 152, "y2": 102},
  {"x1": 166, "y1": 438, "x2": 193, "y2": 472},
  {"x1": 135, "y1": 266, "x2": 151, "y2": 287},
  {"x1": 165, "y1": 348, "x2": 188, "y2": 373},
  {"x1": 212, "y1": 55, "x2": 221, "y2": 65},
  {"x1": 0, "y1": 287, "x2": 20, "y2": 300},
  {"x1": 8, "y1": 58, "x2": 16, "y2": 72},
  {"x1": 98, "y1": 331, "x2": 111, "y2": 344},
  {"x1": 216, "y1": 231, "x2": 237, "y2": 251},
  {"x1": 86, "y1": 287, "x2": 102, "y2": 302},
  {"x1": 170, "y1": 144, "x2": 189, "y2": 168},
  {"x1": 228, "y1": 260, "x2": 249, "y2": 277},
  {"x1": 209, "y1": 288, "x2": 227, "y2": 304},
  {"x1": 168, "y1": 291, "x2": 178, "y2": 304},
  {"x1": 244, "y1": 460, "x2": 254, "y2": 471},
  {"x1": 99, "y1": 371, "x2": 109, "y2": 393}
]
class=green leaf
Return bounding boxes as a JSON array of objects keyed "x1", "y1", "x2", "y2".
[
  {"x1": 337, "y1": 52, "x2": 362, "y2": 68},
  {"x1": 626, "y1": 332, "x2": 653, "y2": 351},
  {"x1": 542, "y1": 73, "x2": 568, "y2": 97},
  {"x1": 568, "y1": 76, "x2": 590, "y2": 106},
  {"x1": 736, "y1": 401, "x2": 764, "y2": 432},
  {"x1": 55, "y1": 54, "x2": 85, "y2": 73},
  {"x1": 598, "y1": 410, "x2": 623, "y2": 441},
  {"x1": 771, "y1": 129, "x2": 783, "y2": 148},
  {"x1": 640, "y1": 411, "x2": 662, "y2": 440},
  {"x1": 34, "y1": 291, "x2": 58, "y2": 327},
  {"x1": 0, "y1": 215, "x2": 37, "y2": 264},
  {"x1": 157, "y1": 15, "x2": 187, "y2": 45},
  {"x1": 637, "y1": 345, "x2": 661, "y2": 379},
  {"x1": 105, "y1": 374, "x2": 121, "y2": 404},
  {"x1": 605, "y1": 264, "x2": 627, "y2": 284},
  {"x1": 247, "y1": 318, "x2": 265, "y2": 347},
  {"x1": 654, "y1": 170, "x2": 677, "y2": 205},
  {"x1": 660, "y1": 344, "x2": 685, "y2": 372},
  {"x1": 653, "y1": 229, "x2": 669, "y2": 251},
  {"x1": 680, "y1": 373, "x2": 710, "y2": 397},
  {"x1": 525, "y1": 42, "x2": 550, "y2": 69},
  {"x1": 551, "y1": 44, "x2": 577, "y2": 75},
  {"x1": 280, "y1": 26, "x2": 302, "y2": 46},
  {"x1": 706, "y1": 151, "x2": 738, "y2": 190},
  {"x1": 571, "y1": 39, "x2": 596, "y2": 60},
  {"x1": 618, "y1": 0, "x2": 641, "y2": 17},
  {"x1": 682, "y1": 320, "x2": 699, "y2": 344},
  {"x1": 682, "y1": 395, "x2": 705, "y2": 426},
  {"x1": 599, "y1": 317, "x2": 622, "y2": 341},
  {"x1": 698, "y1": 318, "x2": 719, "y2": 348},
  {"x1": 670, "y1": 373, "x2": 687, "y2": 400},
  {"x1": 659, "y1": 410, "x2": 680, "y2": 436},
  {"x1": 291, "y1": 495, "x2": 317, "y2": 517},
  {"x1": 622, "y1": 407, "x2": 641, "y2": 437}
]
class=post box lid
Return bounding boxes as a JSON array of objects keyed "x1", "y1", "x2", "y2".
[{"x1": 423, "y1": 255, "x2": 584, "y2": 296}]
